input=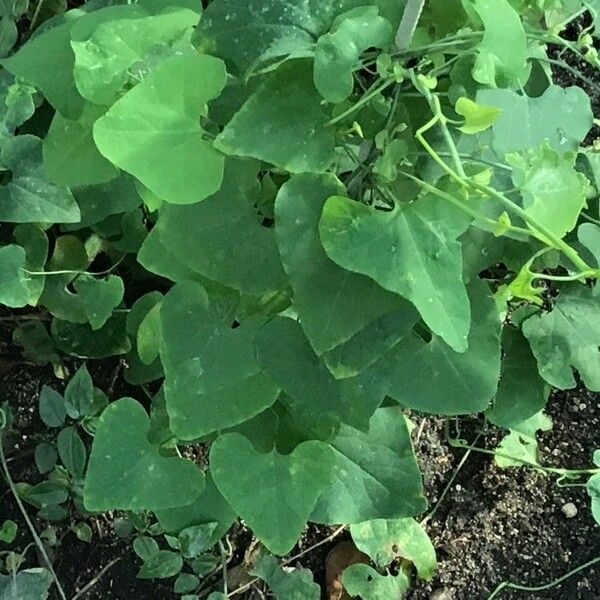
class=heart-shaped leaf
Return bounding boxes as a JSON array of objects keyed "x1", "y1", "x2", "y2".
[
  {"x1": 84, "y1": 398, "x2": 205, "y2": 511},
  {"x1": 73, "y1": 274, "x2": 125, "y2": 331},
  {"x1": 0, "y1": 244, "x2": 29, "y2": 307},
  {"x1": 94, "y1": 53, "x2": 227, "y2": 204},
  {"x1": 210, "y1": 433, "x2": 333, "y2": 555}
]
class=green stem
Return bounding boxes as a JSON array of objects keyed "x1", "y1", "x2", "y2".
[
  {"x1": 533, "y1": 271, "x2": 597, "y2": 282},
  {"x1": 328, "y1": 79, "x2": 395, "y2": 126},
  {"x1": 486, "y1": 556, "x2": 600, "y2": 599},
  {"x1": 395, "y1": 0, "x2": 426, "y2": 50}
]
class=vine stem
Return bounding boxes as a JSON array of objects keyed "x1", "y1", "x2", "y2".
[
  {"x1": 0, "y1": 426, "x2": 67, "y2": 600},
  {"x1": 486, "y1": 556, "x2": 600, "y2": 599},
  {"x1": 395, "y1": 0, "x2": 426, "y2": 50},
  {"x1": 327, "y1": 79, "x2": 394, "y2": 126}
]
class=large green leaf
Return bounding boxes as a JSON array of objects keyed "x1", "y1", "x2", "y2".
[
  {"x1": 0, "y1": 244, "x2": 28, "y2": 308},
  {"x1": 0, "y1": 568, "x2": 53, "y2": 600},
  {"x1": 342, "y1": 564, "x2": 409, "y2": 599},
  {"x1": 94, "y1": 53, "x2": 227, "y2": 204},
  {"x1": 155, "y1": 160, "x2": 287, "y2": 294},
  {"x1": 215, "y1": 61, "x2": 335, "y2": 174},
  {"x1": 255, "y1": 317, "x2": 386, "y2": 431},
  {"x1": 477, "y1": 86, "x2": 593, "y2": 156},
  {"x1": 198, "y1": 0, "x2": 402, "y2": 75},
  {"x1": 508, "y1": 144, "x2": 587, "y2": 239},
  {"x1": 0, "y1": 135, "x2": 79, "y2": 223},
  {"x1": 311, "y1": 407, "x2": 427, "y2": 524},
  {"x1": 350, "y1": 518, "x2": 436, "y2": 577},
  {"x1": 487, "y1": 327, "x2": 548, "y2": 429},
  {"x1": 2, "y1": 22, "x2": 84, "y2": 118},
  {"x1": 43, "y1": 104, "x2": 118, "y2": 187},
  {"x1": 251, "y1": 555, "x2": 320, "y2": 600},
  {"x1": 320, "y1": 194, "x2": 470, "y2": 352},
  {"x1": 314, "y1": 6, "x2": 392, "y2": 103},
  {"x1": 210, "y1": 432, "x2": 334, "y2": 555},
  {"x1": 275, "y1": 174, "x2": 411, "y2": 355},
  {"x1": 84, "y1": 398, "x2": 205, "y2": 511},
  {"x1": 160, "y1": 282, "x2": 280, "y2": 440},
  {"x1": 384, "y1": 279, "x2": 501, "y2": 415},
  {"x1": 13, "y1": 224, "x2": 48, "y2": 306},
  {"x1": 522, "y1": 285, "x2": 600, "y2": 391},
  {"x1": 469, "y1": 0, "x2": 528, "y2": 87},
  {"x1": 71, "y1": 5, "x2": 198, "y2": 105}
]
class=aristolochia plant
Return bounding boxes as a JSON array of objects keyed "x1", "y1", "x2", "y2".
[{"x1": 2, "y1": 0, "x2": 600, "y2": 589}]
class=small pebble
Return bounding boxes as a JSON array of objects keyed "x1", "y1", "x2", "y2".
[
  {"x1": 579, "y1": 402, "x2": 587, "y2": 410},
  {"x1": 455, "y1": 484, "x2": 462, "y2": 492},
  {"x1": 431, "y1": 589, "x2": 453, "y2": 600},
  {"x1": 562, "y1": 502, "x2": 578, "y2": 518}
]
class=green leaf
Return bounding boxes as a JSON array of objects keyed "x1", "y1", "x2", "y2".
[
  {"x1": 0, "y1": 520, "x2": 17, "y2": 544},
  {"x1": 384, "y1": 279, "x2": 502, "y2": 414},
  {"x1": 64, "y1": 364, "x2": 94, "y2": 419},
  {"x1": 578, "y1": 223, "x2": 600, "y2": 268},
  {"x1": 13, "y1": 224, "x2": 49, "y2": 306},
  {"x1": 0, "y1": 136, "x2": 79, "y2": 223},
  {"x1": 215, "y1": 61, "x2": 335, "y2": 174},
  {"x1": 84, "y1": 398, "x2": 205, "y2": 511},
  {"x1": 57, "y1": 426, "x2": 87, "y2": 480},
  {"x1": 174, "y1": 573, "x2": 200, "y2": 594},
  {"x1": 133, "y1": 536, "x2": 159, "y2": 560},
  {"x1": 314, "y1": 7, "x2": 392, "y2": 103},
  {"x1": 455, "y1": 96, "x2": 502, "y2": 134},
  {"x1": 178, "y1": 523, "x2": 218, "y2": 558},
  {"x1": 160, "y1": 282, "x2": 279, "y2": 439},
  {"x1": 38, "y1": 385, "x2": 66, "y2": 428},
  {"x1": 34, "y1": 442, "x2": 57, "y2": 474},
  {"x1": 73, "y1": 274, "x2": 125, "y2": 331},
  {"x1": 155, "y1": 160, "x2": 287, "y2": 294},
  {"x1": 18, "y1": 480, "x2": 68, "y2": 508},
  {"x1": 478, "y1": 86, "x2": 593, "y2": 156},
  {"x1": 0, "y1": 568, "x2": 53, "y2": 600},
  {"x1": 275, "y1": 173, "x2": 411, "y2": 355},
  {"x1": 487, "y1": 327, "x2": 548, "y2": 429},
  {"x1": 587, "y1": 451, "x2": 600, "y2": 525},
  {"x1": 210, "y1": 433, "x2": 334, "y2": 555},
  {"x1": 2, "y1": 22, "x2": 84, "y2": 118},
  {"x1": 494, "y1": 411, "x2": 552, "y2": 468},
  {"x1": 155, "y1": 473, "x2": 236, "y2": 544},
  {"x1": 469, "y1": 0, "x2": 528, "y2": 87},
  {"x1": 43, "y1": 104, "x2": 118, "y2": 187},
  {"x1": 72, "y1": 522, "x2": 92, "y2": 543},
  {"x1": 522, "y1": 285, "x2": 600, "y2": 391},
  {"x1": 137, "y1": 550, "x2": 183, "y2": 579},
  {"x1": 0, "y1": 72, "x2": 36, "y2": 139},
  {"x1": 71, "y1": 5, "x2": 199, "y2": 105},
  {"x1": 320, "y1": 194, "x2": 470, "y2": 352},
  {"x1": 342, "y1": 564, "x2": 409, "y2": 599},
  {"x1": 94, "y1": 53, "x2": 227, "y2": 204},
  {"x1": 250, "y1": 555, "x2": 320, "y2": 600},
  {"x1": 508, "y1": 144, "x2": 587, "y2": 239},
  {"x1": 350, "y1": 518, "x2": 436, "y2": 578},
  {"x1": 256, "y1": 317, "x2": 385, "y2": 431},
  {"x1": 311, "y1": 408, "x2": 427, "y2": 524},
  {"x1": 0, "y1": 244, "x2": 29, "y2": 308},
  {"x1": 198, "y1": 0, "x2": 401, "y2": 75},
  {"x1": 137, "y1": 303, "x2": 161, "y2": 366}
]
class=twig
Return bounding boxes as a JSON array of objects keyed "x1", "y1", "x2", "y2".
[
  {"x1": 0, "y1": 428, "x2": 67, "y2": 600},
  {"x1": 71, "y1": 557, "x2": 122, "y2": 600},
  {"x1": 486, "y1": 556, "x2": 600, "y2": 599},
  {"x1": 29, "y1": 0, "x2": 45, "y2": 30},
  {"x1": 395, "y1": 0, "x2": 426, "y2": 50}
]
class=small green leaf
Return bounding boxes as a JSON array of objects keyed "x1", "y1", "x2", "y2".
[
  {"x1": 0, "y1": 245, "x2": 30, "y2": 309},
  {"x1": 178, "y1": 523, "x2": 218, "y2": 558},
  {"x1": 522, "y1": 285, "x2": 600, "y2": 391},
  {"x1": 137, "y1": 303, "x2": 161, "y2": 366},
  {"x1": 18, "y1": 481, "x2": 68, "y2": 509},
  {"x1": 455, "y1": 96, "x2": 502, "y2": 134},
  {"x1": 57, "y1": 426, "x2": 87, "y2": 480},
  {"x1": 34, "y1": 442, "x2": 57, "y2": 475},
  {"x1": 0, "y1": 520, "x2": 17, "y2": 544},
  {"x1": 137, "y1": 550, "x2": 183, "y2": 579},
  {"x1": 74, "y1": 274, "x2": 125, "y2": 331},
  {"x1": 0, "y1": 135, "x2": 80, "y2": 223},
  {"x1": 72, "y1": 522, "x2": 92, "y2": 543},
  {"x1": 215, "y1": 61, "x2": 335, "y2": 173},
  {"x1": 133, "y1": 536, "x2": 160, "y2": 561},
  {"x1": 350, "y1": 518, "x2": 436, "y2": 578},
  {"x1": 250, "y1": 554, "x2": 320, "y2": 600},
  {"x1": 94, "y1": 53, "x2": 227, "y2": 204},
  {"x1": 320, "y1": 194, "x2": 470, "y2": 352},
  {"x1": 64, "y1": 365, "x2": 94, "y2": 419},
  {"x1": 470, "y1": 0, "x2": 528, "y2": 88},
  {"x1": 38, "y1": 386, "x2": 66, "y2": 428},
  {"x1": 84, "y1": 398, "x2": 205, "y2": 512},
  {"x1": 578, "y1": 223, "x2": 600, "y2": 268},
  {"x1": 342, "y1": 564, "x2": 409, "y2": 599},
  {"x1": 174, "y1": 573, "x2": 200, "y2": 594},
  {"x1": 210, "y1": 433, "x2": 334, "y2": 555}
]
